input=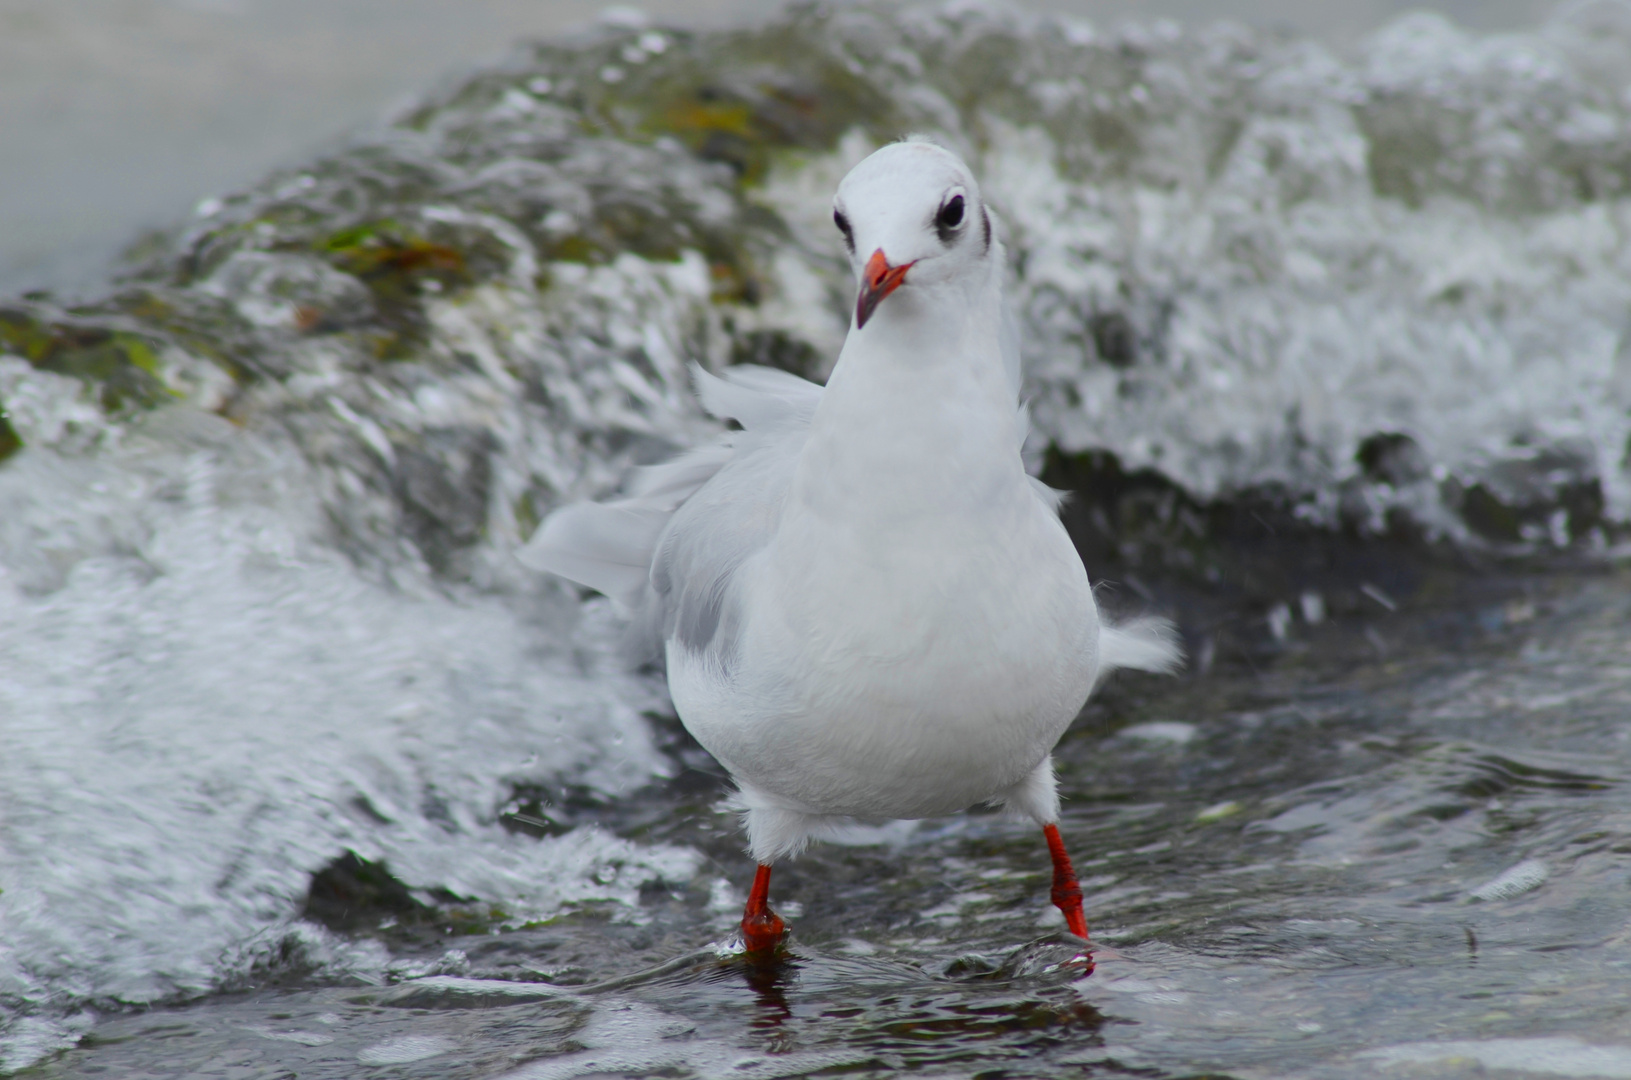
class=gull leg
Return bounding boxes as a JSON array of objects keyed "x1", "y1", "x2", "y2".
[
  {"x1": 741, "y1": 864, "x2": 786, "y2": 953},
  {"x1": 1042, "y1": 823, "x2": 1091, "y2": 941}
]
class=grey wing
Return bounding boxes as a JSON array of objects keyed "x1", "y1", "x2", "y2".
[
  {"x1": 516, "y1": 443, "x2": 731, "y2": 607},
  {"x1": 519, "y1": 363, "x2": 819, "y2": 662},
  {"x1": 645, "y1": 416, "x2": 806, "y2": 668}
]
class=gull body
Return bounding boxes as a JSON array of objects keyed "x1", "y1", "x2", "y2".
[{"x1": 523, "y1": 139, "x2": 1179, "y2": 952}]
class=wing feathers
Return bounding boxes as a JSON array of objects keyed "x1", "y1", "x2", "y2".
[
  {"x1": 516, "y1": 501, "x2": 669, "y2": 606},
  {"x1": 692, "y1": 362, "x2": 822, "y2": 431},
  {"x1": 521, "y1": 364, "x2": 823, "y2": 619}
]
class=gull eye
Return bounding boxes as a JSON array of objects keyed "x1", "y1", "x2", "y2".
[
  {"x1": 833, "y1": 209, "x2": 854, "y2": 252},
  {"x1": 935, "y1": 195, "x2": 965, "y2": 243}
]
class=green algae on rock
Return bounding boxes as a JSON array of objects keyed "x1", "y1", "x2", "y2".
[
  {"x1": 0, "y1": 305, "x2": 177, "y2": 414},
  {"x1": 0, "y1": 406, "x2": 19, "y2": 464}
]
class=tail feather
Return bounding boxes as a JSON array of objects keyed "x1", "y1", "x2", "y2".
[{"x1": 1099, "y1": 616, "x2": 1184, "y2": 676}]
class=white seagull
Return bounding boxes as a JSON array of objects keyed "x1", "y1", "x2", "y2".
[{"x1": 522, "y1": 139, "x2": 1180, "y2": 959}]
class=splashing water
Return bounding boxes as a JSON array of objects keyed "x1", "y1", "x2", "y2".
[{"x1": 0, "y1": 404, "x2": 694, "y2": 1068}]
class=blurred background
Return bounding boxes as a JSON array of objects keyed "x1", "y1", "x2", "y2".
[{"x1": 0, "y1": 0, "x2": 1566, "y2": 298}]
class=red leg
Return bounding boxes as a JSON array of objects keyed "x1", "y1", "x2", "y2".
[
  {"x1": 741, "y1": 863, "x2": 786, "y2": 953},
  {"x1": 1042, "y1": 823, "x2": 1091, "y2": 941}
]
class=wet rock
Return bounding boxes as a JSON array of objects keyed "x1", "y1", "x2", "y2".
[
  {"x1": 1357, "y1": 432, "x2": 1430, "y2": 487},
  {"x1": 0, "y1": 304, "x2": 174, "y2": 413},
  {"x1": 303, "y1": 851, "x2": 435, "y2": 932},
  {"x1": 993, "y1": 936, "x2": 1095, "y2": 982},
  {"x1": 1447, "y1": 440, "x2": 1605, "y2": 547},
  {"x1": 3, "y1": 2, "x2": 1631, "y2": 578},
  {"x1": 390, "y1": 427, "x2": 497, "y2": 575},
  {"x1": 729, "y1": 328, "x2": 824, "y2": 382},
  {"x1": 0, "y1": 401, "x2": 19, "y2": 463},
  {"x1": 198, "y1": 250, "x2": 376, "y2": 335},
  {"x1": 1088, "y1": 311, "x2": 1137, "y2": 369}
]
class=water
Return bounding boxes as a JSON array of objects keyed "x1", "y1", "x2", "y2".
[
  {"x1": 5, "y1": 1, "x2": 1631, "y2": 1075},
  {"x1": 17, "y1": 564, "x2": 1631, "y2": 1077}
]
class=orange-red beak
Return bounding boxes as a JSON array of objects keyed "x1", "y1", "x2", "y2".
[{"x1": 856, "y1": 248, "x2": 914, "y2": 328}]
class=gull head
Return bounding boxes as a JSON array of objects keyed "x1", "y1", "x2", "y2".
[{"x1": 832, "y1": 139, "x2": 995, "y2": 329}]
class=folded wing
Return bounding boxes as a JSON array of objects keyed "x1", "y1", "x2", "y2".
[{"x1": 519, "y1": 363, "x2": 820, "y2": 661}]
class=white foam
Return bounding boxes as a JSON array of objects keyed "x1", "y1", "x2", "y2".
[
  {"x1": 0, "y1": 420, "x2": 694, "y2": 1068},
  {"x1": 357, "y1": 1035, "x2": 456, "y2": 1065},
  {"x1": 1471, "y1": 857, "x2": 1551, "y2": 900},
  {"x1": 1119, "y1": 721, "x2": 1198, "y2": 744}
]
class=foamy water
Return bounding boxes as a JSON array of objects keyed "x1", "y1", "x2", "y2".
[
  {"x1": 743, "y1": 4, "x2": 1631, "y2": 546},
  {"x1": 0, "y1": 394, "x2": 694, "y2": 1069}
]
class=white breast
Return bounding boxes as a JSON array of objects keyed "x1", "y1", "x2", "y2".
[{"x1": 674, "y1": 516, "x2": 1095, "y2": 820}]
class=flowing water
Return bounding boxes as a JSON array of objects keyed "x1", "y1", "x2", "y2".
[{"x1": 4, "y1": 2, "x2": 1631, "y2": 1076}]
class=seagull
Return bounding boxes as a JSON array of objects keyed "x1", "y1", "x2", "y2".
[{"x1": 521, "y1": 138, "x2": 1181, "y2": 961}]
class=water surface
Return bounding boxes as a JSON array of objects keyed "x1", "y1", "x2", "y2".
[{"x1": 23, "y1": 562, "x2": 1631, "y2": 1078}]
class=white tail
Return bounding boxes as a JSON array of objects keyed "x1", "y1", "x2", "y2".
[{"x1": 1099, "y1": 616, "x2": 1184, "y2": 676}]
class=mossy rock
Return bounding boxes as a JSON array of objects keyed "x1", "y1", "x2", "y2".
[
  {"x1": 0, "y1": 305, "x2": 175, "y2": 413},
  {"x1": 4, "y1": 4, "x2": 1623, "y2": 579},
  {"x1": 0, "y1": 403, "x2": 20, "y2": 463}
]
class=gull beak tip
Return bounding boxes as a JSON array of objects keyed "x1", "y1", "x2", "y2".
[{"x1": 855, "y1": 248, "x2": 912, "y2": 329}]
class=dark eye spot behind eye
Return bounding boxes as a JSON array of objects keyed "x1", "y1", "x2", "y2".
[
  {"x1": 833, "y1": 209, "x2": 854, "y2": 253},
  {"x1": 935, "y1": 195, "x2": 965, "y2": 245}
]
